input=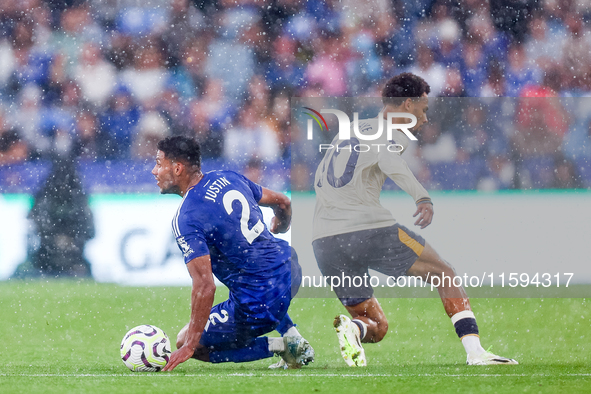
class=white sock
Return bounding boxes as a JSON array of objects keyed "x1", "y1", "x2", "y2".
[
  {"x1": 268, "y1": 337, "x2": 285, "y2": 353},
  {"x1": 461, "y1": 335, "x2": 486, "y2": 355},
  {"x1": 352, "y1": 319, "x2": 367, "y2": 340},
  {"x1": 284, "y1": 326, "x2": 301, "y2": 337},
  {"x1": 451, "y1": 310, "x2": 486, "y2": 355}
]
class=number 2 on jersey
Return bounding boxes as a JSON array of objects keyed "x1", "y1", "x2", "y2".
[
  {"x1": 223, "y1": 190, "x2": 264, "y2": 244},
  {"x1": 317, "y1": 138, "x2": 360, "y2": 188}
]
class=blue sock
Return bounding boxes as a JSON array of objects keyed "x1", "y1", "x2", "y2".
[
  {"x1": 209, "y1": 337, "x2": 274, "y2": 363},
  {"x1": 275, "y1": 314, "x2": 295, "y2": 336}
]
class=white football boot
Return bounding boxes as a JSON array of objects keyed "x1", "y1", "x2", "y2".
[
  {"x1": 334, "y1": 315, "x2": 367, "y2": 367},
  {"x1": 268, "y1": 358, "x2": 287, "y2": 370},
  {"x1": 467, "y1": 350, "x2": 518, "y2": 365},
  {"x1": 276, "y1": 336, "x2": 315, "y2": 369}
]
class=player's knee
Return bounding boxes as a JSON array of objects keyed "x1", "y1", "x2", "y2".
[
  {"x1": 430, "y1": 260, "x2": 456, "y2": 280},
  {"x1": 192, "y1": 347, "x2": 209, "y2": 362},
  {"x1": 176, "y1": 324, "x2": 189, "y2": 349},
  {"x1": 374, "y1": 320, "x2": 389, "y2": 342},
  {"x1": 441, "y1": 260, "x2": 457, "y2": 277},
  {"x1": 365, "y1": 315, "x2": 388, "y2": 343}
]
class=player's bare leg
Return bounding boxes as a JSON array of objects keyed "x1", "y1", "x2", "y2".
[
  {"x1": 344, "y1": 297, "x2": 388, "y2": 343},
  {"x1": 176, "y1": 323, "x2": 190, "y2": 349},
  {"x1": 406, "y1": 242, "x2": 471, "y2": 317},
  {"x1": 407, "y1": 241, "x2": 517, "y2": 365}
]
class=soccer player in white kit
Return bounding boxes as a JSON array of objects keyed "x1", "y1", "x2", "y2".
[{"x1": 312, "y1": 73, "x2": 518, "y2": 366}]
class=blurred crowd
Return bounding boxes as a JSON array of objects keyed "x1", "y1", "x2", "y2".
[{"x1": 0, "y1": 0, "x2": 591, "y2": 191}]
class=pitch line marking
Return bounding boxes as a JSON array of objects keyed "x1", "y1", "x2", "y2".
[{"x1": 1, "y1": 373, "x2": 591, "y2": 378}]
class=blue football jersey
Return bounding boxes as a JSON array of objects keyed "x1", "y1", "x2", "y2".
[{"x1": 172, "y1": 170, "x2": 291, "y2": 312}]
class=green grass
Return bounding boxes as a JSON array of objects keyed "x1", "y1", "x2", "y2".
[{"x1": 0, "y1": 280, "x2": 590, "y2": 393}]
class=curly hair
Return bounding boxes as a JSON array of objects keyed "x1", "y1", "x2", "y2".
[
  {"x1": 157, "y1": 136, "x2": 201, "y2": 170},
  {"x1": 382, "y1": 73, "x2": 431, "y2": 106}
]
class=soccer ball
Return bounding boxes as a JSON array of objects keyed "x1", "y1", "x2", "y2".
[{"x1": 120, "y1": 324, "x2": 171, "y2": 372}]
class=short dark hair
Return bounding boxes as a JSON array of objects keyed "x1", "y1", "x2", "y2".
[
  {"x1": 382, "y1": 73, "x2": 431, "y2": 106},
  {"x1": 157, "y1": 136, "x2": 201, "y2": 169}
]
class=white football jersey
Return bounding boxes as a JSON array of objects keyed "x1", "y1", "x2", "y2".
[{"x1": 312, "y1": 115, "x2": 431, "y2": 240}]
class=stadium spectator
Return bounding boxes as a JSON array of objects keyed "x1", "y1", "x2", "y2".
[
  {"x1": 562, "y1": 105, "x2": 591, "y2": 162},
  {"x1": 50, "y1": 4, "x2": 104, "y2": 76},
  {"x1": 552, "y1": 154, "x2": 582, "y2": 189},
  {"x1": 121, "y1": 42, "x2": 171, "y2": 104},
  {"x1": 173, "y1": 39, "x2": 210, "y2": 99},
  {"x1": 269, "y1": 90, "x2": 291, "y2": 160},
  {"x1": 246, "y1": 75, "x2": 271, "y2": 118},
  {"x1": 480, "y1": 61, "x2": 506, "y2": 97},
  {"x1": 0, "y1": 38, "x2": 15, "y2": 90},
  {"x1": 432, "y1": 18, "x2": 462, "y2": 68},
  {"x1": 13, "y1": 84, "x2": 48, "y2": 159},
  {"x1": 305, "y1": 32, "x2": 348, "y2": 96},
  {"x1": 205, "y1": 8, "x2": 256, "y2": 102},
  {"x1": 456, "y1": 103, "x2": 507, "y2": 161},
  {"x1": 104, "y1": 30, "x2": 135, "y2": 71},
  {"x1": 98, "y1": 86, "x2": 140, "y2": 159},
  {"x1": 0, "y1": 0, "x2": 589, "y2": 193},
  {"x1": 224, "y1": 104, "x2": 280, "y2": 164},
  {"x1": 185, "y1": 99, "x2": 224, "y2": 159},
  {"x1": 489, "y1": 0, "x2": 536, "y2": 43},
  {"x1": 265, "y1": 35, "x2": 305, "y2": 91},
  {"x1": 132, "y1": 111, "x2": 171, "y2": 159},
  {"x1": 525, "y1": 12, "x2": 563, "y2": 71},
  {"x1": 373, "y1": 12, "x2": 404, "y2": 72},
  {"x1": 417, "y1": 122, "x2": 458, "y2": 164},
  {"x1": 73, "y1": 110, "x2": 104, "y2": 160},
  {"x1": 477, "y1": 151, "x2": 516, "y2": 191},
  {"x1": 440, "y1": 67, "x2": 466, "y2": 97},
  {"x1": 243, "y1": 157, "x2": 263, "y2": 184},
  {"x1": 45, "y1": 52, "x2": 68, "y2": 106},
  {"x1": 74, "y1": 42, "x2": 117, "y2": 108},
  {"x1": 7, "y1": 17, "x2": 53, "y2": 101},
  {"x1": 408, "y1": 45, "x2": 446, "y2": 97},
  {"x1": 512, "y1": 70, "x2": 569, "y2": 158},
  {"x1": 346, "y1": 27, "x2": 384, "y2": 96},
  {"x1": 459, "y1": 40, "x2": 488, "y2": 97},
  {"x1": 156, "y1": 86, "x2": 186, "y2": 135},
  {"x1": 161, "y1": 0, "x2": 206, "y2": 68},
  {"x1": 465, "y1": 11, "x2": 509, "y2": 66},
  {"x1": 0, "y1": 127, "x2": 28, "y2": 165},
  {"x1": 30, "y1": 2, "x2": 53, "y2": 49},
  {"x1": 198, "y1": 78, "x2": 235, "y2": 130},
  {"x1": 504, "y1": 43, "x2": 541, "y2": 97}
]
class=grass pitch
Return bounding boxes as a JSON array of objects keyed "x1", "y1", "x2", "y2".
[{"x1": 0, "y1": 280, "x2": 589, "y2": 393}]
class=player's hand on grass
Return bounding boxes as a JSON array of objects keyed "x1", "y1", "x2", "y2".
[
  {"x1": 413, "y1": 202, "x2": 433, "y2": 229},
  {"x1": 162, "y1": 346, "x2": 194, "y2": 372}
]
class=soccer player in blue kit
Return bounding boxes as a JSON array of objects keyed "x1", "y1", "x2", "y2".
[{"x1": 152, "y1": 136, "x2": 314, "y2": 371}]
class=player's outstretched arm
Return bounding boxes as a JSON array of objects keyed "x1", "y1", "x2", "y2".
[
  {"x1": 378, "y1": 149, "x2": 433, "y2": 228},
  {"x1": 163, "y1": 254, "x2": 216, "y2": 371},
  {"x1": 259, "y1": 187, "x2": 292, "y2": 233}
]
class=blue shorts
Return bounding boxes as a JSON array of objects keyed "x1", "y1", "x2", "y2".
[{"x1": 199, "y1": 247, "x2": 301, "y2": 351}]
